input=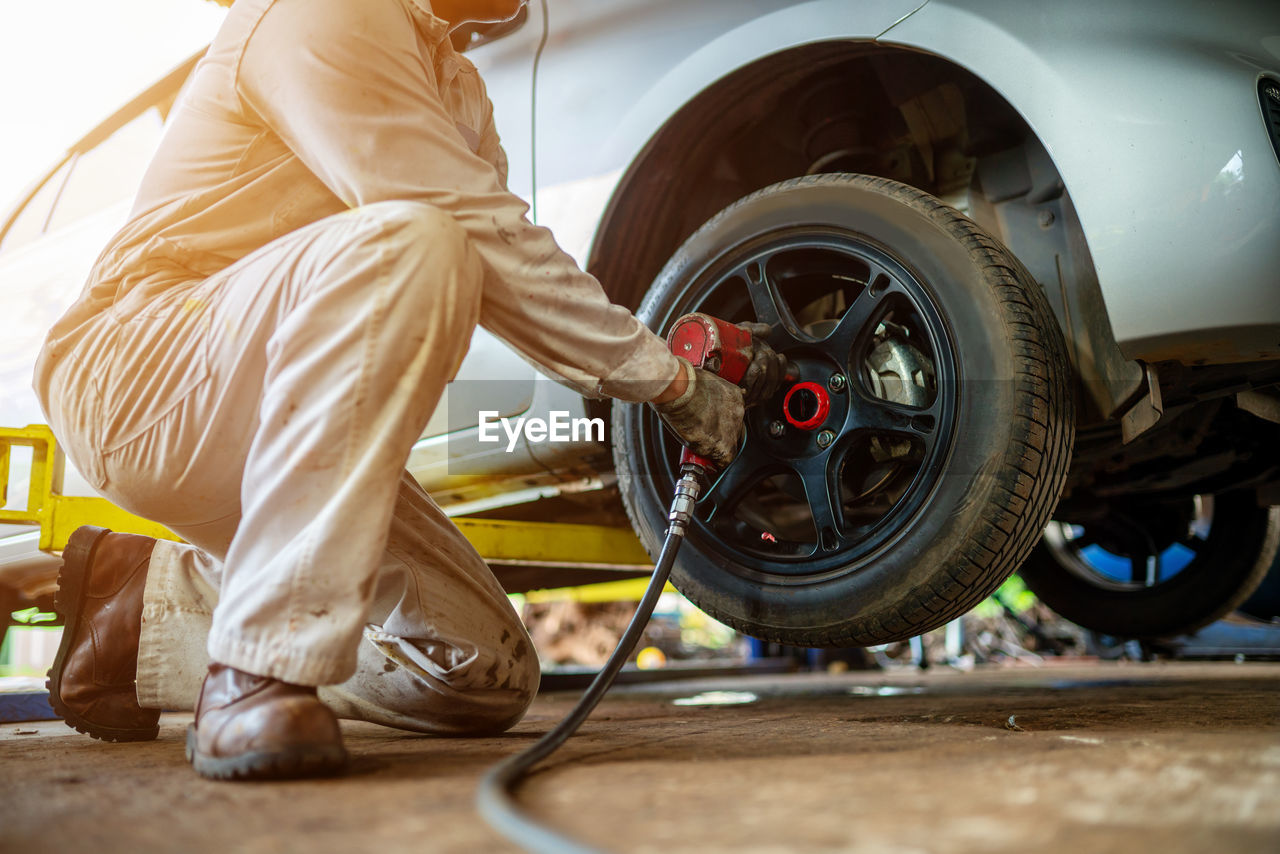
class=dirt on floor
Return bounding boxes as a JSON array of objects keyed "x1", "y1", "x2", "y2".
[{"x1": 1, "y1": 662, "x2": 1277, "y2": 854}]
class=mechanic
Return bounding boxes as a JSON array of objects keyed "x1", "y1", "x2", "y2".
[{"x1": 34, "y1": 0, "x2": 784, "y2": 780}]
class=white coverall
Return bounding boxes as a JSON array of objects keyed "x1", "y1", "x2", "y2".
[{"x1": 33, "y1": 0, "x2": 680, "y2": 733}]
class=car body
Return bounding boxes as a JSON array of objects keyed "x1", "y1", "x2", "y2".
[{"x1": 2, "y1": 0, "x2": 1278, "y2": 633}]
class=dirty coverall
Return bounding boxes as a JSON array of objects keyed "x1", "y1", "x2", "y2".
[{"x1": 33, "y1": 0, "x2": 681, "y2": 733}]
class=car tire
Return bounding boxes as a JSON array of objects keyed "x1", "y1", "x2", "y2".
[
  {"x1": 613, "y1": 174, "x2": 1075, "y2": 646},
  {"x1": 1240, "y1": 534, "x2": 1280, "y2": 622},
  {"x1": 1020, "y1": 494, "x2": 1280, "y2": 638}
]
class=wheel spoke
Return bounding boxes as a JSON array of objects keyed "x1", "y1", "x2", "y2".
[
  {"x1": 791, "y1": 451, "x2": 846, "y2": 554},
  {"x1": 1128, "y1": 550, "x2": 1158, "y2": 586},
  {"x1": 844, "y1": 393, "x2": 942, "y2": 454},
  {"x1": 820, "y1": 266, "x2": 896, "y2": 353},
  {"x1": 742, "y1": 257, "x2": 802, "y2": 336},
  {"x1": 702, "y1": 443, "x2": 773, "y2": 522}
]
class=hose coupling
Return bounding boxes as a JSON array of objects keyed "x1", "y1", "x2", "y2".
[{"x1": 666, "y1": 465, "x2": 706, "y2": 537}]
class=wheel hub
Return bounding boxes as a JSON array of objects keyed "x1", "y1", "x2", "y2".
[{"x1": 753, "y1": 356, "x2": 849, "y2": 460}]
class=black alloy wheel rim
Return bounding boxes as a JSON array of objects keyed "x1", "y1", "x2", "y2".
[{"x1": 641, "y1": 226, "x2": 959, "y2": 585}]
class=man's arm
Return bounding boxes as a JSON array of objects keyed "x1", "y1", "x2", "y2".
[{"x1": 236, "y1": 0, "x2": 680, "y2": 401}]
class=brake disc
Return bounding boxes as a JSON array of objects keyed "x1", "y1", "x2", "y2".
[{"x1": 864, "y1": 328, "x2": 932, "y2": 466}]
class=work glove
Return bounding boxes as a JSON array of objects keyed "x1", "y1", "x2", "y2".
[
  {"x1": 651, "y1": 357, "x2": 745, "y2": 468},
  {"x1": 737, "y1": 322, "x2": 788, "y2": 407}
]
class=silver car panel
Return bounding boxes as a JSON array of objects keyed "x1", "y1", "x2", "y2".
[
  {"x1": 487, "y1": 0, "x2": 1279, "y2": 364},
  {"x1": 885, "y1": 0, "x2": 1280, "y2": 363},
  {"x1": 504, "y1": 0, "x2": 926, "y2": 262}
]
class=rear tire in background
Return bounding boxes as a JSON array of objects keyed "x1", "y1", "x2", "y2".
[
  {"x1": 613, "y1": 174, "x2": 1075, "y2": 646},
  {"x1": 1020, "y1": 495, "x2": 1279, "y2": 638},
  {"x1": 1240, "y1": 532, "x2": 1280, "y2": 622}
]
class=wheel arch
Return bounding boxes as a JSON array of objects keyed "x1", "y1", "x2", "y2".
[{"x1": 585, "y1": 37, "x2": 1142, "y2": 421}]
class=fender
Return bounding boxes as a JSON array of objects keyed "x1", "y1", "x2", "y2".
[
  {"x1": 591, "y1": 0, "x2": 927, "y2": 177},
  {"x1": 531, "y1": 0, "x2": 926, "y2": 264}
]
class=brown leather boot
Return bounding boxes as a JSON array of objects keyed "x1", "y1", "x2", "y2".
[
  {"x1": 185, "y1": 663, "x2": 348, "y2": 781},
  {"x1": 46, "y1": 525, "x2": 160, "y2": 742}
]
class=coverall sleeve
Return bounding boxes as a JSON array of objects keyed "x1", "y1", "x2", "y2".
[{"x1": 235, "y1": 0, "x2": 679, "y2": 401}]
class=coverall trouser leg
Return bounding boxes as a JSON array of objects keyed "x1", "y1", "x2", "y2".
[{"x1": 43, "y1": 201, "x2": 539, "y2": 734}]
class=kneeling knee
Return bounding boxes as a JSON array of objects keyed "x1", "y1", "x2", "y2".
[{"x1": 464, "y1": 643, "x2": 540, "y2": 735}]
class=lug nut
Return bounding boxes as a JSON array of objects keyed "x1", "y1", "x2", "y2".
[
  {"x1": 828, "y1": 373, "x2": 847, "y2": 393},
  {"x1": 816, "y1": 429, "x2": 835, "y2": 448},
  {"x1": 769, "y1": 420, "x2": 785, "y2": 438}
]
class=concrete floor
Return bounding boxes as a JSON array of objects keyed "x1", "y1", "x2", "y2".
[{"x1": 1, "y1": 662, "x2": 1277, "y2": 853}]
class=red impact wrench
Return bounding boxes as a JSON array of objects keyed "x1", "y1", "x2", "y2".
[{"x1": 663, "y1": 312, "x2": 796, "y2": 536}]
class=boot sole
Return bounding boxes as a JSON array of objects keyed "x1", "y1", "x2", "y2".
[
  {"x1": 45, "y1": 526, "x2": 159, "y2": 743},
  {"x1": 185, "y1": 725, "x2": 349, "y2": 781}
]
